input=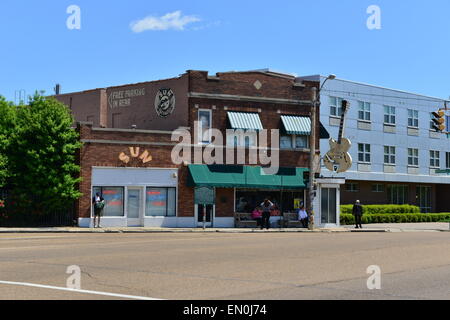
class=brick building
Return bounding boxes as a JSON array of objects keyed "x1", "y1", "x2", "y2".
[{"x1": 57, "y1": 69, "x2": 344, "y2": 228}]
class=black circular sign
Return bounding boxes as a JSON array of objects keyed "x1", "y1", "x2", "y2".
[{"x1": 155, "y1": 88, "x2": 176, "y2": 118}]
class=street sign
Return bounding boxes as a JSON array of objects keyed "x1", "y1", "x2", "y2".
[{"x1": 194, "y1": 187, "x2": 215, "y2": 205}]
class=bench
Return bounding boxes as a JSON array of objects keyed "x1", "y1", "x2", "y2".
[
  {"x1": 234, "y1": 212, "x2": 258, "y2": 228},
  {"x1": 283, "y1": 212, "x2": 303, "y2": 228}
]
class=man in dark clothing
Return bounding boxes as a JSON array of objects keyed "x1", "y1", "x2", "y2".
[
  {"x1": 260, "y1": 199, "x2": 274, "y2": 230},
  {"x1": 92, "y1": 193, "x2": 105, "y2": 228},
  {"x1": 352, "y1": 200, "x2": 363, "y2": 229}
]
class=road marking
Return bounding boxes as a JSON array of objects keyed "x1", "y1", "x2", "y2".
[{"x1": 0, "y1": 280, "x2": 162, "y2": 300}]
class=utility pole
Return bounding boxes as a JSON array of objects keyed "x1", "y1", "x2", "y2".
[{"x1": 308, "y1": 87, "x2": 318, "y2": 230}]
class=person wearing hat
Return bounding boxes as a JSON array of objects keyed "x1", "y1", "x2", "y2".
[{"x1": 352, "y1": 200, "x2": 363, "y2": 229}]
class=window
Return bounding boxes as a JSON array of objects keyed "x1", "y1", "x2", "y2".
[
  {"x1": 345, "y1": 183, "x2": 359, "y2": 192},
  {"x1": 92, "y1": 187, "x2": 124, "y2": 217},
  {"x1": 384, "y1": 146, "x2": 396, "y2": 165},
  {"x1": 198, "y1": 109, "x2": 212, "y2": 144},
  {"x1": 408, "y1": 148, "x2": 419, "y2": 167},
  {"x1": 372, "y1": 184, "x2": 385, "y2": 193},
  {"x1": 145, "y1": 187, "x2": 176, "y2": 217},
  {"x1": 227, "y1": 131, "x2": 257, "y2": 148},
  {"x1": 280, "y1": 135, "x2": 292, "y2": 149},
  {"x1": 384, "y1": 106, "x2": 396, "y2": 124},
  {"x1": 446, "y1": 152, "x2": 450, "y2": 169},
  {"x1": 329, "y1": 96, "x2": 344, "y2": 117},
  {"x1": 358, "y1": 101, "x2": 371, "y2": 121},
  {"x1": 430, "y1": 150, "x2": 440, "y2": 168},
  {"x1": 295, "y1": 135, "x2": 309, "y2": 149},
  {"x1": 388, "y1": 185, "x2": 409, "y2": 205},
  {"x1": 408, "y1": 109, "x2": 419, "y2": 128},
  {"x1": 430, "y1": 113, "x2": 435, "y2": 130},
  {"x1": 358, "y1": 143, "x2": 371, "y2": 163},
  {"x1": 280, "y1": 135, "x2": 309, "y2": 149}
]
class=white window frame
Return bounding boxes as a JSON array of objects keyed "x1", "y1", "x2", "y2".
[
  {"x1": 430, "y1": 150, "x2": 440, "y2": 168},
  {"x1": 407, "y1": 109, "x2": 419, "y2": 128},
  {"x1": 198, "y1": 109, "x2": 212, "y2": 144},
  {"x1": 407, "y1": 148, "x2": 419, "y2": 167},
  {"x1": 384, "y1": 106, "x2": 396, "y2": 125},
  {"x1": 384, "y1": 146, "x2": 396, "y2": 165},
  {"x1": 329, "y1": 96, "x2": 344, "y2": 117},
  {"x1": 357, "y1": 143, "x2": 371, "y2": 163},
  {"x1": 358, "y1": 101, "x2": 371, "y2": 121}
]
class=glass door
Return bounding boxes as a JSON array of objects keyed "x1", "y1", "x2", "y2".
[
  {"x1": 416, "y1": 186, "x2": 431, "y2": 213},
  {"x1": 321, "y1": 188, "x2": 337, "y2": 224},
  {"x1": 196, "y1": 204, "x2": 214, "y2": 227},
  {"x1": 127, "y1": 187, "x2": 143, "y2": 227}
]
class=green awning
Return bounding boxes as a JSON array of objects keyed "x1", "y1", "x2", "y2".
[
  {"x1": 281, "y1": 115, "x2": 311, "y2": 135},
  {"x1": 227, "y1": 112, "x2": 263, "y2": 131},
  {"x1": 188, "y1": 165, "x2": 308, "y2": 189}
]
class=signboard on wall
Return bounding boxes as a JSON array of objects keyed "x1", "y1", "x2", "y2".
[
  {"x1": 194, "y1": 187, "x2": 215, "y2": 205},
  {"x1": 108, "y1": 88, "x2": 146, "y2": 109}
]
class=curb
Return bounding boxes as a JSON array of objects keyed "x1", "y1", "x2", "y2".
[{"x1": 0, "y1": 228, "x2": 393, "y2": 234}]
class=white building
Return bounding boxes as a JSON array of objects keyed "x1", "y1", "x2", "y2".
[{"x1": 299, "y1": 75, "x2": 450, "y2": 213}]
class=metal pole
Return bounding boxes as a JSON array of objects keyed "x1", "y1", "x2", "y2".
[
  {"x1": 308, "y1": 87, "x2": 318, "y2": 230},
  {"x1": 203, "y1": 205, "x2": 206, "y2": 230}
]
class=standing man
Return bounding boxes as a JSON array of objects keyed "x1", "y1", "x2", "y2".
[
  {"x1": 260, "y1": 199, "x2": 274, "y2": 230},
  {"x1": 92, "y1": 192, "x2": 105, "y2": 228},
  {"x1": 352, "y1": 200, "x2": 363, "y2": 229}
]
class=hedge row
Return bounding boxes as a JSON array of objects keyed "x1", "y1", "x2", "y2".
[
  {"x1": 340, "y1": 204, "x2": 421, "y2": 215},
  {"x1": 340, "y1": 213, "x2": 450, "y2": 225}
]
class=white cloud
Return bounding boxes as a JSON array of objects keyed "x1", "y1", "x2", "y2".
[{"x1": 130, "y1": 11, "x2": 200, "y2": 32}]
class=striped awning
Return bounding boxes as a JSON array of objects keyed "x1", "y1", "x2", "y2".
[
  {"x1": 281, "y1": 115, "x2": 311, "y2": 135},
  {"x1": 227, "y1": 112, "x2": 263, "y2": 131}
]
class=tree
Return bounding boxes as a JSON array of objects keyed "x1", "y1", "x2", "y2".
[
  {"x1": 0, "y1": 97, "x2": 15, "y2": 188},
  {"x1": 7, "y1": 93, "x2": 82, "y2": 212}
]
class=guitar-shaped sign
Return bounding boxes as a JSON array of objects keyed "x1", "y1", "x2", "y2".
[{"x1": 323, "y1": 99, "x2": 353, "y2": 173}]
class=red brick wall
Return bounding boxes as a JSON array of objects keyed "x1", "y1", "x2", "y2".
[
  {"x1": 55, "y1": 89, "x2": 106, "y2": 127},
  {"x1": 75, "y1": 70, "x2": 320, "y2": 222}
]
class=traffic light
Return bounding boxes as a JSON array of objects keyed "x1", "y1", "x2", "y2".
[{"x1": 431, "y1": 109, "x2": 446, "y2": 132}]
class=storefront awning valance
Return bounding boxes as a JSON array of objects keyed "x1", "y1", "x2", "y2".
[
  {"x1": 188, "y1": 165, "x2": 308, "y2": 189},
  {"x1": 280, "y1": 115, "x2": 311, "y2": 135},
  {"x1": 227, "y1": 112, "x2": 264, "y2": 131}
]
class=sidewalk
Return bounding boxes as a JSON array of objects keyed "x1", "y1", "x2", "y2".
[
  {"x1": 0, "y1": 227, "x2": 350, "y2": 234},
  {"x1": 0, "y1": 223, "x2": 448, "y2": 233},
  {"x1": 343, "y1": 222, "x2": 450, "y2": 232}
]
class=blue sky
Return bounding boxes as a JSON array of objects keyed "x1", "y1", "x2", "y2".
[{"x1": 1, "y1": 0, "x2": 449, "y2": 102}]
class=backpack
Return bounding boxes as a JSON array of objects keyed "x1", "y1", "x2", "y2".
[{"x1": 94, "y1": 201, "x2": 105, "y2": 210}]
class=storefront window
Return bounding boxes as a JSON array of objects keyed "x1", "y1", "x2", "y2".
[
  {"x1": 93, "y1": 187, "x2": 124, "y2": 217},
  {"x1": 145, "y1": 187, "x2": 176, "y2": 217},
  {"x1": 235, "y1": 190, "x2": 305, "y2": 214}
]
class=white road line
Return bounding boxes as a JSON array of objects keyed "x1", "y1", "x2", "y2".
[{"x1": 0, "y1": 280, "x2": 162, "y2": 300}]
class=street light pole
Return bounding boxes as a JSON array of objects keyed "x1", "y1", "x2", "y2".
[
  {"x1": 308, "y1": 87, "x2": 318, "y2": 230},
  {"x1": 308, "y1": 75, "x2": 336, "y2": 230}
]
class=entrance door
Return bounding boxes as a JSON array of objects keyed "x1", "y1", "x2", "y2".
[
  {"x1": 417, "y1": 186, "x2": 431, "y2": 213},
  {"x1": 321, "y1": 188, "x2": 337, "y2": 225},
  {"x1": 127, "y1": 187, "x2": 143, "y2": 227},
  {"x1": 196, "y1": 204, "x2": 214, "y2": 227}
]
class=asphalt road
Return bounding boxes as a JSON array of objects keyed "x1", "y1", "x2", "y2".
[{"x1": 1, "y1": 232, "x2": 450, "y2": 300}]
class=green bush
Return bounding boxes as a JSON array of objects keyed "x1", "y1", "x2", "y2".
[
  {"x1": 340, "y1": 204, "x2": 421, "y2": 215},
  {"x1": 340, "y1": 213, "x2": 450, "y2": 225}
]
